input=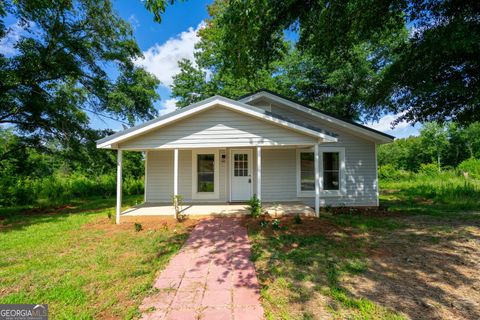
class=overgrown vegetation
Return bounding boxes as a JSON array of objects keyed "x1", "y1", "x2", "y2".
[{"x1": 0, "y1": 128, "x2": 144, "y2": 207}]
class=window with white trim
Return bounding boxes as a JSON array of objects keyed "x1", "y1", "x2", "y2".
[
  {"x1": 296, "y1": 147, "x2": 346, "y2": 197},
  {"x1": 197, "y1": 154, "x2": 215, "y2": 192},
  {"x1": 323, "y1": 152, "x2": 340, "y2": 190},
  {"x1": 299, "y1": 152, "x2": 315, "y2": 191},
  {"x1": 192, "y1": 149, "x2": 219, "y2": 199}
]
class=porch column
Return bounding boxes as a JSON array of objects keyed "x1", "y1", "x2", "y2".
[
  {"x1": 256, "y1": 146, "x2": 262, "y2": 201},
  {"x1": 173, "y1": 149, "x2": 179, "y2": 196},
  {"x1": 314, "y1": 143, "x2": 320, "y2": 217},
  {"x1": 173, "y1": 148, "x2": 179, "y2": 218},
  {"x1": 116, "y1": 149, "x2": 123, "y2": 225}
]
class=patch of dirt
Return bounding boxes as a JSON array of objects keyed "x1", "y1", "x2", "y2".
[
  {"x1": 344, "y1": 218, "x2": 480, "y2": 320},
  {"x1": 243, "y1": 215, "x2": 341, "y2": 237},
  {"x1": 83, "y1": 216, "x2": 198, "y2": 233},
  {"x1": 245, "y1": 213, "x2": 480, "y2": 320}
]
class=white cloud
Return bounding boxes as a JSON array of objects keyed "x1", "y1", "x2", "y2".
[
  {"x1": 159, "y1": 98, "x2": 178, "y2": 115},
  {"x1": 366, "y1": 112, "x2": 421, "y2": 138},
  {"x1": 0, "y1": 21, "x2": 24, "y2": 55},
  {"x1": 134, "y1": 22, "x2": 204, "y2": 88},
  {"x1": 367, "y1": 112, "x2": 410, "y2": 132}
]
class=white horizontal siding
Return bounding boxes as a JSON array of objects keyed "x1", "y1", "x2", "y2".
[
  {"x1": 254, "y1": 102, "x2": 378, "y2": 206},
  {"x1": 145, "y1": 150, "x2": 173, "y2": 202},
  {"x1": 119, "y1": 106, "x2": 316, "y2": 149},
  {"x1": 261, "y1": 149, "x2": 298, "y2": 201},
  {"x1": 146, "y1": 149, "x2": 227, "y2": 203}
]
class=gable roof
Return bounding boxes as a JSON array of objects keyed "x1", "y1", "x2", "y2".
[
  {"x1": 238, "y1": 89, "x2": 394, "y2": 143},
  {"x1": 97, "y1": 95, "x2": 338, "y2": 149}
]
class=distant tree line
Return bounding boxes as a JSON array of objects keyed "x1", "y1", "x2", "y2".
[{"x1": 378, "y1": 122, "x2": 480, "y2": 172}]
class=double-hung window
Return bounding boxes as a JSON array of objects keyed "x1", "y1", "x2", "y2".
[{"x1": 297, "y1": 147, "x2": 345, "y2": 196}]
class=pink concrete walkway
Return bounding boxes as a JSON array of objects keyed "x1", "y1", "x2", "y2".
[{"x1": 140, "y1": 218, "x2": 264, "y2": 320}]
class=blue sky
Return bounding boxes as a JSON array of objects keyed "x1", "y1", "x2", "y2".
[{"x1": 1, "y1": 0, "x2": 420, "y2": 138}]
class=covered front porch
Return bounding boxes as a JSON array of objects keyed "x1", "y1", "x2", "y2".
[{"x1": 122, "y1": 202, "x2": 316, "y2": 217}]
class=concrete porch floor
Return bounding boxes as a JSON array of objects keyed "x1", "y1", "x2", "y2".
[{"x1": 122, "y1": 202, "x2": 315, "y2": 217}]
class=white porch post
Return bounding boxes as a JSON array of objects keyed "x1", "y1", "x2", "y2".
[
  {"x1": 173, "y1": 148, "x2": 179, "y2": 217},
  {"x1": 116, "y1": 149, "x2": 123, "y2": 224},
  {"x1": 256, "y1": 146, "x2": 262, "y2": 201},
  {"x1": 314, "y1": 143, "x2": 320, "y2": 217}
]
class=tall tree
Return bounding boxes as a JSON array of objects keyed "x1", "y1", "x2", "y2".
[
  {"x1": 0, "y1": 0, "x2": 160, "y2": 149},
  {"x1": 174, "y1": 0, "x2": 479, "y2": 125},
  {"x1": 171, "y1": 0, "x2": 405, "y2": 120}
]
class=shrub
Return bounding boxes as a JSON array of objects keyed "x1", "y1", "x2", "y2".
[
  {"x1": 378, "y1": 165, "x2": 412, "y2": 181},
  {"x1": 419, "y1": 163, "x2": 439, "y2": 176},
  {"x1": 134, "y1": 223, "x2": 143, "y2": 232},
  {"x1": 294, "y1": 214, "x2": 302, "y2": 224},
  {"x1": 247, "y1": 194, "x2": 262, "y2": 218},
  {"x1": 458, "y1": 158, "x2": 480, "y2": 179},
  {"x1": 271, "y1": 219, "x2": 280, "y2": 230}
]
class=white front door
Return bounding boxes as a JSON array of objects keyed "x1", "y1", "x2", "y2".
[{"x1": 231, "y1": 149, "x2": 252, "y2": 201}]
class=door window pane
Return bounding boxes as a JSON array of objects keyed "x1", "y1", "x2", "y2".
[
  {"x1": 300, "y1": 152, "x2": 315, "y2": 191},
  {"x1": 197, "y1": 154, "x2": 214, "y2": 192},
  {"x1": 234, "y1": 153, "x2": 248, "y2": 177},
  {"x1": 323, "y1": 152, "x2": 339, "y2": 190}
]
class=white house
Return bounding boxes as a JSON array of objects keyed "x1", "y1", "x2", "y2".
[{"x1": 97, "y1": 90, "x2": 393, "y2": 223}]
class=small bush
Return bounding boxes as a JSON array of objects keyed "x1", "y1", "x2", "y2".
[
  {"x1": 134, "y1": 223, "x2": 143, "y2": 232},
  {"x1": 294, "y1": 214, "x2": 302, "y2": 224},
  {"x1": 458, "y1": 158, "x2": 480, "y2": 179},
  {"x1": 271, "y1": 219, "x2": 280, "y2": 230},
  {"x1": 247, "y1": 194, "x2": 262, "y2": 218},
  {"x1": 378, "y1": 164, "x2": 412, "y2": 181}
]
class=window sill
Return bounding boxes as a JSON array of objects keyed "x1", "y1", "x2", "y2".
[
  {"x1": 297, "y1": 191, "x2": 346, "y2": 198},
  {"x1": 192, "y1": 192, "x2": 219, "y2": 200}
]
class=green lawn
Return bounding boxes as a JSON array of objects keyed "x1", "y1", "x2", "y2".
[
  {"x1": 0, "y1": 196, "x2": 193, "y2": 319},
  {"x1": 1, "y1": 178, "x2": 479, "y2": 320},
  {"x1": 245, "y1": 179, "x2": 480, "y2": 320}
]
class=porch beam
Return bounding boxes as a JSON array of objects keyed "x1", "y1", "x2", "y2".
[
  {"x1": 256, "y1": 146, "x2": 262, "y2": 201},
  {"x1": 116, "y1": 149, "x2": 123, "y2": 224},
  {"x1": 314, "y1": 143, "x2": 320, "y2": 217}
]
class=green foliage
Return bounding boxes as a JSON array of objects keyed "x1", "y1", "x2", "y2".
[
  {"x1": 134, "y1": 223, "x2": 143, "y2": 232},
  {"x1": 458, "y1": 158, "x2": 480, "y2": 179},
  {"x1": 378, "y1": 165, "x2": 412, "y2": 181},
  {"x1": 419, "y1": 163, "x2": 440, "y2": 176},
  {"x1": 381, "y1": 171, "x2": 480, "y2": 214},
  {"x1": 294, "y1": 214, "x2": 302, "y2": 224},
  {"x1": 247, "y1": 194, "x2": 262, "y2": 218},
  {"x1": 0, "y1": 0, "x2": 160, "y2": 148},
  {"x1": 0, "y1": 173, "x2": 143, "y2": 207},
  {"x1": 271, "y1": 219, "x2": 280, "y2": 230},
  {"x1": 200, "y1": 0, "x2": 480, "y2": 124},
  {"x1": 170, "y1": 1, "x2": 403, "y2": 120},
  {"x1": 0, "y1": 127, "x2": 144, "y2": 207},
  {"x1": 378, "y1": 121, "x2": 480, "y2": 172}
]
